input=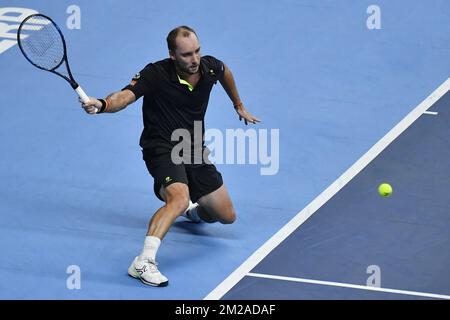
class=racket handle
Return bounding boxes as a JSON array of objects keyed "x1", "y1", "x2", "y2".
[{"x1": 75, "y1": 86, "x2": 99, "y2": 113}]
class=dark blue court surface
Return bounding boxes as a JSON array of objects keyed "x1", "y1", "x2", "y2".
[
  {"x1": 217, "y1": 89, "x2": 450, "y2": 300},
  {"x1": 1, "y1": 1, "x2": 449, "y2": 300}
]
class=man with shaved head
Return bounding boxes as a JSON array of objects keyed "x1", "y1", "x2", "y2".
[{"x1": 81, "y1": 26, "x2": 260, "y2": 287}]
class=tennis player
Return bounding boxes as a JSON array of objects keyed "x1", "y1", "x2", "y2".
[{"x1": 80, "y1": 26, "x2": 260, "y2": 287}]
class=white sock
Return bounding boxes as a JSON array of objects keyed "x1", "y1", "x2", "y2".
[{"x1": 138, "y1": 236, "x2": 161, "y2": 262}]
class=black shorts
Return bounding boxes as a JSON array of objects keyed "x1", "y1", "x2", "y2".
[{"x1": 142, "y1": 149, "x2": 223, "y2": 203}]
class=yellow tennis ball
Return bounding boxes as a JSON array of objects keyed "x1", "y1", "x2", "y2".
[{"x1": 378, "y1": 183, "x2": 393, "y2": 197}]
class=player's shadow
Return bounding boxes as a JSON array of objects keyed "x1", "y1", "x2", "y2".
[
  {"x1": 171, "y1": 220, "x2": 214, "y2": 236},
  {"x1": 171, "y1": 220, "x2": 236, "y2": 239}
]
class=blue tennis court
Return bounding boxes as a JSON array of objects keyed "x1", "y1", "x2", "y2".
[
  {"x1": 1, "y1": 0, "x2": 449, "y2": 300},
  {"x1": 209, "y1": 84, "x2": 450, "y2": 300}
]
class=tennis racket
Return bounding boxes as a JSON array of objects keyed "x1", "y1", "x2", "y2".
[{"x1": 17, "y1": 13, "x2": 98, "y2": 112}]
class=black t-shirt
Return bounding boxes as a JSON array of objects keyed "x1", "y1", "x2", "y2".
[{"x1": 123, "y1": 55, "x2": 225, "y2": 157}]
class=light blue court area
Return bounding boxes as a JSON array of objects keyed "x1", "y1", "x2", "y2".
[{"x1": 0, "y1": 1, "x2": 449, "y2": 299}]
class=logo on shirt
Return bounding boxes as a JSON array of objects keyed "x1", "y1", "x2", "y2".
[
  {"x1": 208, "y1": 69, "x2": 215, "y2": 76},
  {"x1": 129, "y1": 72, "x2": 140, "y2": 86}
]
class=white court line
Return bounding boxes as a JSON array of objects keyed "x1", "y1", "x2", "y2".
[
  {"x1": 423, "y1": 111, "x2": 439, "y2": 115},
  {"x1": 247, "y1": 272, "x2": 450, "y2": 300},
  {"x1": 204, "y1": 78, "x2": 450, "y2": 300}
]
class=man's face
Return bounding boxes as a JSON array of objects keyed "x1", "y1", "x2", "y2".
[{"x1": 170, "y1": 33, "x2": 201, "y2": 75}]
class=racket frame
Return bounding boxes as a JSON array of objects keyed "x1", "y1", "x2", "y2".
[{"x1": 17, "y1": 13, "x2": 94, "y2": 108}]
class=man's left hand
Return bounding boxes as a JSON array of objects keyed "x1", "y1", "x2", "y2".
[{"x1": 234, "y1": 103, "x2": 261, "y2": 125}]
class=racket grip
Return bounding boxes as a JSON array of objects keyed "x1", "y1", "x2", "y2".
[{"x1": 75, "y1": 86, "x2": 99, "y2": 113}]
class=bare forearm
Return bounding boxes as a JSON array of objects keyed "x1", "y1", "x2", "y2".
[
  {"x1": 81, "y1": 89, "x2": 136, "y2": 114},
  {"x1": 220, "y1": 63, "x2": 261, "y2": 125},
  {"x1": 220, "y1": 64, "x2": 242, "y2": 107},
  {"x1": 103, "y1": 89, "x2": 136, "y2": 113}
]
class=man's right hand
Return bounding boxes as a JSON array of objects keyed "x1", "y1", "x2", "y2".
[{"x1": 80, "y1": 97, "x2": 101, "y2": 114}]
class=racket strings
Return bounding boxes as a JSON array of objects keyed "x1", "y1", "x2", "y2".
[{"x1": 19, "y1": 16, "x2": 65, "y2": 71}]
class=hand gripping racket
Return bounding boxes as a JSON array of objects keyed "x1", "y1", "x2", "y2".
[{"x1": 17, "y1": 14, "x2": 98, "y2": 112}]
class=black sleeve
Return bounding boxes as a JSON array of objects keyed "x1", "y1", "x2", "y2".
[
  {"x1": 121, "y1": 63, "x2": 157, "y2": 100},
  {"x1": 202, "y1": 55, "x2": 225, "y2": 81}
]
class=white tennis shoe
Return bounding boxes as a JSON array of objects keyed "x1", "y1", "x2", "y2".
[
  {"x1": 182, "y1": 200, "x2": 202, "y2": 223},
  {"x1": 128, "y1": 256, "x2": 168, "y2": 287}
]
